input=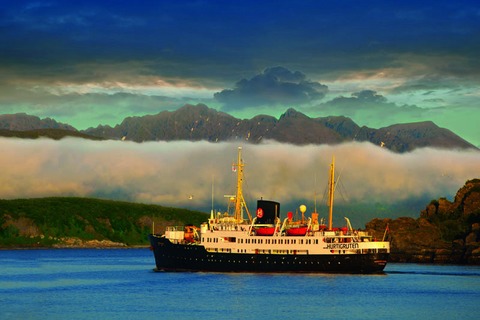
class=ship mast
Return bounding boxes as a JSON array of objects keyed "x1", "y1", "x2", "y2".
[
  {"x1": 233, "y1": 147, "x2": 251, "y2": 223},
  {"x1": 328, "y1": 156, "x2": 335, "y2": 230}
]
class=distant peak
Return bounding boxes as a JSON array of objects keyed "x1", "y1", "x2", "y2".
[{"x1": 280, "y1": 108, "x2": 307, "y2": 119}]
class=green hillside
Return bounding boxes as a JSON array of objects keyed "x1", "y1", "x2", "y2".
[{"x1": 0, "y1": 197, "x2": 208, "y2": 247}]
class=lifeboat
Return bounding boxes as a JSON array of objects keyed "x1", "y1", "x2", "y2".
[
  {"x1": 285, "y1": 210, "x2": 309, "y2": 236},
  {"x1": 254, "y1": 226, "x2": 277, "y2": 236},
  {"x1": 286, "y1": 226, "x2": 309, "y2": 236}
]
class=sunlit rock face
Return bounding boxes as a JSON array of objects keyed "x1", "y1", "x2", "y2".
[{"x1": 367, "y1": 179, "x2": 480, "y2": 264}]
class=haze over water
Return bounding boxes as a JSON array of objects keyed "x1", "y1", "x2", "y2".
[{"x1": 1, "y1": 139, "x2": 479, "y2": 226}]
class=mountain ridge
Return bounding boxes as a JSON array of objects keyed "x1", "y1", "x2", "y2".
[
  {"x1": 0, "y1": 105, "x2": 477, "y2": 152},
  {"x1": 0, "y1": 113, "x2": 75, "y2": 131}
]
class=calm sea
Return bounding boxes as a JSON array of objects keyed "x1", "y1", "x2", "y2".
[{"x1": 1, "y1": 248, "x2": 479, "y2": 320}]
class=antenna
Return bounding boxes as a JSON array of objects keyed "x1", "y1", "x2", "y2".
[
  {"x1": 211, "y1": 175, "x2": 215, "y2": 214},
  {"x1": 328, "y1": 155, "x2": 335, "y2": 230},
  {"x1": 314, "y1": 173, "x2": 317, "y2": 213}
]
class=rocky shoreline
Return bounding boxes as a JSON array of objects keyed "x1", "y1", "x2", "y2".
[
  {"x1": 367, "y1": 179, "x2": 480, "y2": 265},
  {"x1": 368, "y1": 218, "x2": 480, "y2": 265},
  {"x1": 52, "y1": 237, "x2": 128, "y2": 248}
]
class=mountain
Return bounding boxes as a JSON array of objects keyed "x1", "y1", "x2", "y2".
[
  {"x1": 83, "y1": 105, "x2": 352, "y2": 144},
  {"x1": 0, "y1": 113, "x2": 103, "y2": 140},
  {"x1": 356, "y1": 121, "x2": 474, "y2": 153},
  {"x1": 0, "y1": 113, "x2": 75, "y2": 131},
  {"x1": 0, "y1": 105, "x2": 477, "y2": 152},
  {"x1": 0, "y1": 128, "x2": 104, "y2": 140},
  {"x1": 83, "y1": 104, "x2": 476, "y2": 152}
]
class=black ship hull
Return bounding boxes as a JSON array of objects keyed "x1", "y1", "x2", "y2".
[{"x1": 149, "y1": 235, "x2": 388, "y2": 274}]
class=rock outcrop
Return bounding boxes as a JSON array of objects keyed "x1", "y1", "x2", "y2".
[{"x1": 367, "y1": 179, "x2": 480, "y2": 264}]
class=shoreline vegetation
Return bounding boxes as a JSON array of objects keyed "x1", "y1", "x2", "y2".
[
  {"x1": 0, "y1": 197, "x2": 207, "y2": 249},
  {"x1": 1, "y1": 182, "x2": 479, "y2": 264}
]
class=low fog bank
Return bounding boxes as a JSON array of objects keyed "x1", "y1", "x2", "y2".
[{"x1": 1, "y1": 138, "x2": 478, "y2": 225}]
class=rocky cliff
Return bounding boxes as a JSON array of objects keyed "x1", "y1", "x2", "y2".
[{"x1": 367, "y1": 179, "x2": 480, "y2": 264}]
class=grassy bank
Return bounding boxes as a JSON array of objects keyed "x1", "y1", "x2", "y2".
[{"x1": 0, "y1": 197, "x2": 208, "y2": 247}]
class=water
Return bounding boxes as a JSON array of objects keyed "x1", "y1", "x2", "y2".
[{"x1": 1, "y1": 249, "x2": 479, "y2": 320}]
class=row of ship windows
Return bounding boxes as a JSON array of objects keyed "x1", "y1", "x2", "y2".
[
  {"x1": 183, "y1": 246, "x2": 387, "y2": 255},
  {"x1": 206, "y1": 248, "x2": 309, "y2": 254},
  {"x1": 165, "y1": 255, "x2": 335, "y2": 265},
  {"x1": 203, "y1": 237, "x2": 319, "y2": 245}
]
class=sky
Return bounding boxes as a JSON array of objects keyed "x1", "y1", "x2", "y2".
[
  {"x1": 1, "y1": 1, "x2": 480, "y2": 225},
  {"x1": 0, "y1": 0, "x2": 479, "y2": 146}
]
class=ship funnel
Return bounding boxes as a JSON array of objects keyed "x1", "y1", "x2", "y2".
[{"x1": 256, "y1": 200, "x2": 280, "y2": 224}]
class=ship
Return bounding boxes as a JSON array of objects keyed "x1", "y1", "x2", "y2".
[{"x1": 149, "y1": 147, "x2": 390, "y2": 273}]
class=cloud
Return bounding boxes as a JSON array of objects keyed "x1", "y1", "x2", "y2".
[
  {"x1": 334, "y1": 90, "x2": 389, "y2": 106},
  {"x1": 214, "y1": 67, "x2": 328, "y2": 111},
  {"x1": 0, "y1": 84, "x2": 193, "y2": 129},
  {"x1": 1, "y1": 138, "x2": 478, "y2": 225},
  {"x1": 311, "y1": 90, "x2": 426, "y2": 128}
]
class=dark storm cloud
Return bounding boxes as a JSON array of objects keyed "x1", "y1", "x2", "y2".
[
  {"x1": 0, "y1": 1, "x2": 260, "y2": 84},
  {"x1": 214, "y1": 67, "x2": 328, "y2": 110},
  {"x1": 2, "y1": 1, "x2": 479, "y2": 85}
]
